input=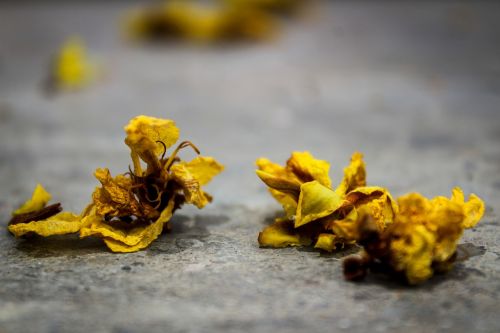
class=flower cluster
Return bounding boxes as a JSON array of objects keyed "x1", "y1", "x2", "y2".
[
  {"x1": 255, "y1": 151, "x2": 485, "y2": 284},
  {"x1": 8, "y1": 116, "x2": 223, "y2": 252}
]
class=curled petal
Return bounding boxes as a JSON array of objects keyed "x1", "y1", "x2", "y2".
[
  {"x1": 255, "y1": 170, "x2": 301, "y2": 200},
  {"x1": 13, "y1": 184, "x2": 51, "y2": 216},
  {"x1": 258, "y1": 219, "x2": 312, "y2": 248},
  {"x1": 8, "y1": 212, "x2": 82, "y2": 237},
  {"x1": 80, "y1": 197, "x2": 175, "y2": 252},
  {"x1": 314, "y1": 233, "x2": 337, "y2": 252},
  {"x1": 451, "y1": 187, "x2": 485, "y2": 228},
  {"x1": 335, "y1": 152, "x2": 366, "y2": 195},
  {"x1": 124, "y1": 116, "x2": 180, "y2": 169},
  {"x1": 171, "y1": 163, "x2": 213, "y2": 208},
  {"x1": 178, "y1": 156, "x2": 224, "y2": 186},
  {"x1": 345, "y1": 187, "x2": 398, "y2": 231},
  {"x1": 286, "y1": 151, "x2": 331, "y2": 187},
  {"x1": 295, "y1": 181, "x2": 343, "y2": 228}
]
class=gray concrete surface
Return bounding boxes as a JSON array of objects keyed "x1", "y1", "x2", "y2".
[{"x1": 1, "y1": 1, "x2": 499, "y2": 332}]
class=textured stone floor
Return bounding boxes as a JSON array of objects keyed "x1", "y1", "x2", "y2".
[{"x1": 1, "y1": 1, "x2": 499, "y2": 332}]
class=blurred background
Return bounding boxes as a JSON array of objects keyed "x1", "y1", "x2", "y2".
[
  {"x1": 1, "y1": 1, "x2": 500, "y2": 332},
  {"x1": 1, "y1": 0, "x2": 499, "y2": 212}
]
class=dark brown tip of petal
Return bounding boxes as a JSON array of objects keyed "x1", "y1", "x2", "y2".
[
  {"x1": 9, "y1": 203, "x2": 63, "y2": 226},
  {"x1": 343, "y1": 254, "x2": 368, "y2": 281},
  {"x1": 357, "y1": 214, "x2": 379, "y2": 246}
]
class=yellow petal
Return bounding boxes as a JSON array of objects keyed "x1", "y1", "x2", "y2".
[
  {"x1": 286, "y1": 151, "x2": 331, "y2": 188},
  {"x1": 451, "y1": 187, "x2": 485, "y2": 228},
  {"x1": 102, "y1": 198, "x2": 176, "y2": 253},
  {"x1": 180, "y1": 156, "x2": 224, "y2": 186},
  {"x1": 314, "y1": 233, "x2": 337, "y2": 252},
  {"x1": 345, "y1": 186, "x2": 398, "y2": 231},
  {"x1": 255, "y1": 169, "x2": 301, "y2": 199},
  {"x1": 396, "y1": 192, "x2": 432, "y2": 225},
  {"x1": 8, "y1": 212, "x2": 82, "y2": 237},
  {"x1": 325, "y1": 208, "x2": 359, "y2": 241},
  {"x1": 389, "y1": 224, "x2": 436, "y2": 285},
  {"x1": 258, "y1": 219, "x2": 312, "y2": 248},
  {"x1": 80, "y1": 197, "x2": 175, "y2": 252},
  {"x1": 124, "y1": 115, "x2": 180, "y2": 157},
  {"x1": 295, "y1": 181, "x2": 343, "y2": 228},
  {"x1": 170, "y1": 162, "x2": 214, "y2": 208},
  {"x1": 13, "y1": 184, "x2": 52, "y2": 215},
  {"x1": 335, "y1": 152, "x2": 366, "y2": 195}
]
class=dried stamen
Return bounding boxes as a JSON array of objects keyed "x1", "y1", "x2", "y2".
[{"x1": 163, "y1": 140, "x2": 200, "y2": 171}]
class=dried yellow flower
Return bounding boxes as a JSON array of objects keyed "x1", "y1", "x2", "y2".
[
  {"x1": 50, "y1": 37, "x2": 96, "y2": 90},
  {"x1": 124, "y1": 0, "x2": 277, "y2": 43},
  {"x1": 8, "y1": 116, "x2": 223, "y2": 253},
  {"x1": 256, "y1": 152, "x2": 396, "y2": 252},
  {"x1": 343, "y1": 188, "x2": 485, "y2": 284}
]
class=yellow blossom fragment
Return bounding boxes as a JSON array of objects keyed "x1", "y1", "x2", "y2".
[
  {"x1": 335, "y1": 152, "x2": 366, "y2": 196},
  {"x1": 314, "y1": 233, "x2": 338, "y2": 252},
  {"x1": 9, "y1": 184, "x2": 83, "y2": 238},
  {"x1": 286, "y1": 151, "x2": 331, "y2": 188},
  {"x1": 9, "y1": 212, "x2": 82, "y2": 238},
  {"x1": 258, "y1": 219, "x2": 312, "y2": 248},
  {"x1": 256, "y1": 151, "x2": 395, "y2": 250},
  {"x1": 343, "y1": 188, "x2": 485, "y2": 284},
  {"x1": 295, "y1": 181, "x2": 342, "y2": 228},
  {"x1": 13, "y1": 184, "x2": 51, "y2": 216},
  {"x1": 124, "y1": 115, "x2": 180, "y2": 173},
  {"x1": 80, "y1": 197, "x2": 176, "y2": 253},
  {"x1": 170, "y1": 156, "x2": 224, "y2": 208},
  {"x1": 125, "y1": 1, "x2": 277, "y2": 43},
  {"x1": 52, "y1": 37, "x2": 96, "y2": 90}
]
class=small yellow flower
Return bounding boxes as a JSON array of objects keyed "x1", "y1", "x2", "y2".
[
  {"x1": 256, "y1": 152, "x2": 396, "y2": 252},
  {"x1": 51, "y1": 37, "x2": 96, "y2": 90}
]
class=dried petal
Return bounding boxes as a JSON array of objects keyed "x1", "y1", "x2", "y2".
[
  {"x1": 80, "y1": 196, "x2": 175, "y2": 252},
  {"x1": 258, "y1": 219, "x2": 312, "y2": 248},
  {"x1": 13, "y1": 184, "x2": 51, "y2": 215},
  {"x1": 335, "y1": 152, "x2": 366, "y2": 195},
  {"x1": 295, "y1": 181, "x2": 342, "y2": 228},
  {"x1": 314, "y1": 233, "x2": 337, "y2": 252},
  {"x1": 286, "y1": 151, "x2": 331, "y2": 188},
  {"x1": 8, "y1": 212, "x2": 82, "y2": 237}
]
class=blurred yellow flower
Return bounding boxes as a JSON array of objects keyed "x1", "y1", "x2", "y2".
[
  {"x1": 51, "y1": 37, "x2": 96, "y2": 90},
  {"x1": 125, "y1": 0, "x2": 277, "y2": 43}
]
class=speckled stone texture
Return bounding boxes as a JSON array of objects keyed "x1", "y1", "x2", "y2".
[{"x1": 0, "y1": 1, "x2": 499, "y2": 332}]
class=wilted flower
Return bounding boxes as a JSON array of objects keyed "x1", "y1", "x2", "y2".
[
  {"x1": 47, "y1": 37, "x2": 96, "y2": 91},
  {"x1": 343, "y1": 188, "x2": 485, "y2": 284},
  {"x1": 125, "y1": 0, "x2": 278, "y2": 43},
  {"x1": 8, "y1": 116, "x2": 223, "y2": 253},
  {"x1": 256, "y1": 152, "x2": 397, "y2": 251}
]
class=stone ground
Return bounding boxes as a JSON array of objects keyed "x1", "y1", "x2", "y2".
[{"x1": 1, "y1": 1, "x2": 500, "y2": 332}]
